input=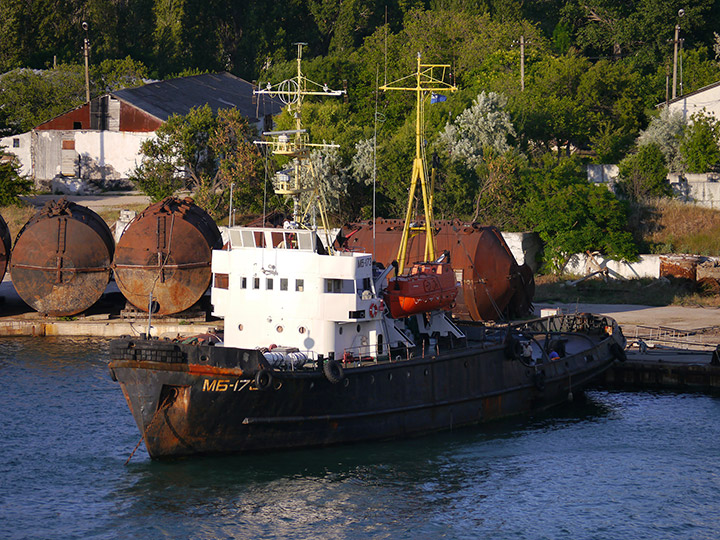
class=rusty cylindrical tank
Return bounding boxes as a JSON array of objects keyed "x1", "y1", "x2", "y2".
[
  {"x1": 113, "y1": 197, "x2": 222, "y2": 316},
  {"x1": 10, "y1": 198, "x2": 115, "y2": 316},
  {"x1": 0, "y1": 212, "x2": 10, "y2": 284},
  {"x1": 341, "y1": 219, "x2": 535, "y2": 321}
]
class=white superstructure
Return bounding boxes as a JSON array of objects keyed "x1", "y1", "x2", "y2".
[{"x1": 211, "y1": 226, "x2": 408, "y2": 361}]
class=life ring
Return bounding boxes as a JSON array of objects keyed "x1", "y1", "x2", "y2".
[
  {"x1": 323, "y1": 359, "x2": 344, "y2": 384},
  {"x1": 369, "y1": 302, "x2": 378, "y2": 318},
  {"x1": 610, "y1": 342, "x2": 627, "y2": 362},
  {"x1": 255, "y1": 369, "x2": 273, "y2": 390}
]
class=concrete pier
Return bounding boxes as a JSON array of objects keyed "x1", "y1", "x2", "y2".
[{"x1": 0, "y1": 275, "x2": 217, "y2": 339}]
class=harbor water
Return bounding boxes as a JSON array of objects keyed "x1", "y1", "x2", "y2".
[{"x1": 1, "y1": 337, "x2": 719, "y2": 540}]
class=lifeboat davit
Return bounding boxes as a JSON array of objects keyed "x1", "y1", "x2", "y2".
[{"x1": 384, "y1": 257, "x2": 458, "y2": 319}]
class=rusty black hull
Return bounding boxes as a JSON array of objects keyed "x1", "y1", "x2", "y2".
[{"x1": 109, "y1": 317, "x2": 621, "y2": 459}]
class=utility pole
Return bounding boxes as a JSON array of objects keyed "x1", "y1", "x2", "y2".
[
  {"x1": 82, "y1": 22, "x2": 90, "y2": 103},
  {"x1": 513, "y1": 36, "x2": 530, "y2": 91},
  {"x1": 672, "y1": 24, "x2": 680, "y2": 100},
  {"x1": 671, "y1": 9, "x2": 685, "y2": 100},
  {"x1": 520, "y1": 35, "x2": 525, "y2": 91}
]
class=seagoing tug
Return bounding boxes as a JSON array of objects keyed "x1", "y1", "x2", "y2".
[{"x1": 108, "y1": 48, "x2": 626, "y2": 459}]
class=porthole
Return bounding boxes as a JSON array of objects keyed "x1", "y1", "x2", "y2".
[
  {"x1": 406, "y1": 371, "x2": 411, "y2": 378},
  {"x1": 388, "y1": 373, "x2": 393, "y2": 381},
  {"x1": 424, "y1": 368, "x2": 429, "y2": 376},
  {"x1": 344, "y1": 378, "x2": 350, "y2": 387},
  {"x1": 238, "y1": 324, "x2": 243, "y2": 331},
  {"x1": 298, "y1": 326, "x2": 306, "y2": 334},
  {"x1": 339, "y1": 327, "x2": 343, "y2": 335},
  {"x1": 357, "y1": 324, "x2": 361, "y2": 333},
  {"x1": 276, "y1": 325, "x2": 284, "y2": 333},
  {"x1": 370, "y1": 375, "x2": 375, "y2": 384}
]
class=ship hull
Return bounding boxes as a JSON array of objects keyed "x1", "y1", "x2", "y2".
[{"x1": 109, "y1": 315, "x2": 623, "y2": 459}]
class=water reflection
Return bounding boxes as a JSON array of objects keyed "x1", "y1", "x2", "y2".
[{"x1": 106, "y1": 396, "x2": 617, "y2": 539}]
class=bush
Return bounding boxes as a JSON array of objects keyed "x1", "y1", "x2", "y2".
[
  {"x1": 618, "y1": 143, "x2": 671, "y2": 201},
  {"x1": 679, "y1": 113, "x2": 720, "y2": 173},
  {"x1": 0, "y1": 148, "x2": 32, "y2": 205}
]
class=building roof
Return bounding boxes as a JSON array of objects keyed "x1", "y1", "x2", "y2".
[
  {"x1": 112, "y1": 72, "x2": 283, "y2": 123},
  {"x1": 660, "y1": 79, "x2": 720, "y2": 108}
]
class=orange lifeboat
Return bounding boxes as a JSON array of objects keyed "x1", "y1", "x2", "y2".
[{"x1": 384, "y1": 259, "x2": 458, "y2": 319}]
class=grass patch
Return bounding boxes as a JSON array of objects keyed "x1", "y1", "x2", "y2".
[
  {"x1": 643, "y1": 199, "x2": 720, "y2": 255},
  {"x1": 0, "y1": 203, "x2": 37, "y2": 241}
]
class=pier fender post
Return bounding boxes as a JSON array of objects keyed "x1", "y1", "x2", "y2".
[
  {"x1": 255, "y1": 369, "x2": 274, "y2": 390},
  {"x1": 323, "y1": 359, "x2": 345, "y2": 384},
  {"x1": 610, "y1": 342, "x2": 627, "y2": 362}
]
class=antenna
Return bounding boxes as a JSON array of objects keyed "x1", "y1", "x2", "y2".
[{"x1": 253, "y1": 43, "x2": 346, "y2": 249}]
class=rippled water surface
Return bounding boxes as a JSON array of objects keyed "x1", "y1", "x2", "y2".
[{"x1": 1, "y1": 337, "x2": 719, "y2": 540}]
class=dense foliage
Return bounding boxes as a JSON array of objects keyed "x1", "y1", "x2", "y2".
[
  {"x1": 6, "y1": 0, "x2": 720, "y2": 269},
  {"x1": 130, "y1": 105, "x2": 272, "y2": 219},
  {"x1": 0, "y1": 147, "x2": 32, "y2": 206}
]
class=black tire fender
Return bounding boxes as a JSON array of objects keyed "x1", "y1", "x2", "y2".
[
  {"x1": 255, "y1": 369, "x2": 273, "y2": 390},
  {"x1": 323, "y1": 359, "x2": 344, "y2": 384}
]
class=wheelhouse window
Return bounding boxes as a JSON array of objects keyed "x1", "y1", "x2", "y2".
[
  {"x1": 240, "y1": 277, "x2": 247, "y2": 289},
  {"x1": 325, "y1": 278, "x2": 354, "y2": 293},
  {"x1": 295, "y1": 279, "x2": 304, "y2": 292},
  {"x1": 266, "y1": 278, "x2": 274, "y2": 290},
  {"x1": 280, "y1": 278, "x2": 288, "y2": 291},
  {"x1": 253, "y1": 277, "x2": 260, "y2": 289}
]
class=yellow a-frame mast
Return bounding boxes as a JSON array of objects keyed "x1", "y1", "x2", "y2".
[{"x1": 380, "y1": 53, "x2": 456, "y2": 274}]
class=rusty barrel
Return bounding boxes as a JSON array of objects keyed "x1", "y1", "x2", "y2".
[
  {"x1": 113, "y1": 197, "x2": 222, "y2": 316},
  {"x1": 10, "y1": 198, "x2": 114, "y2": 316},
  {"x1": 342, "y1": 219, "x2": 535, "y2": 321},
  {"x1": 0, "y1": 212, "x2": 10, "y2": 284}
]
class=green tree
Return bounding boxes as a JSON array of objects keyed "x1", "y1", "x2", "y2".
[
  {"x1": 202, "y1": 108, "x2": 266, "y2": 218},
  {"x1": 637, "y1": 108, "x2": 685, "y2": 172},
  {"x1": 0, "y1": 146, "x2": 33, "y2": 205},
  {"x1": 440, "y1": 91, "x2": 516, "y2": 167},
  {"x1": 679, "y1": 112, "x2": 720, "y2": 173},
  {"x1": 92, "y1": 56, "x2": 148, "y2": 93},
  {"x1": 131, "y1": 105, "x2": 217, "y2": 202},
  {"x1": 0, "y1": 66, "x2": 85, "y2": 135},
  {"x1": 618, "y1": 143, "x2": 672, "y2": 201},
  {"x1": 131, "y1": 105, "x2": 266, "y2": 218},
  {"x1": 522, "y1": 156, "x2": 637, "y2": 272}
]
